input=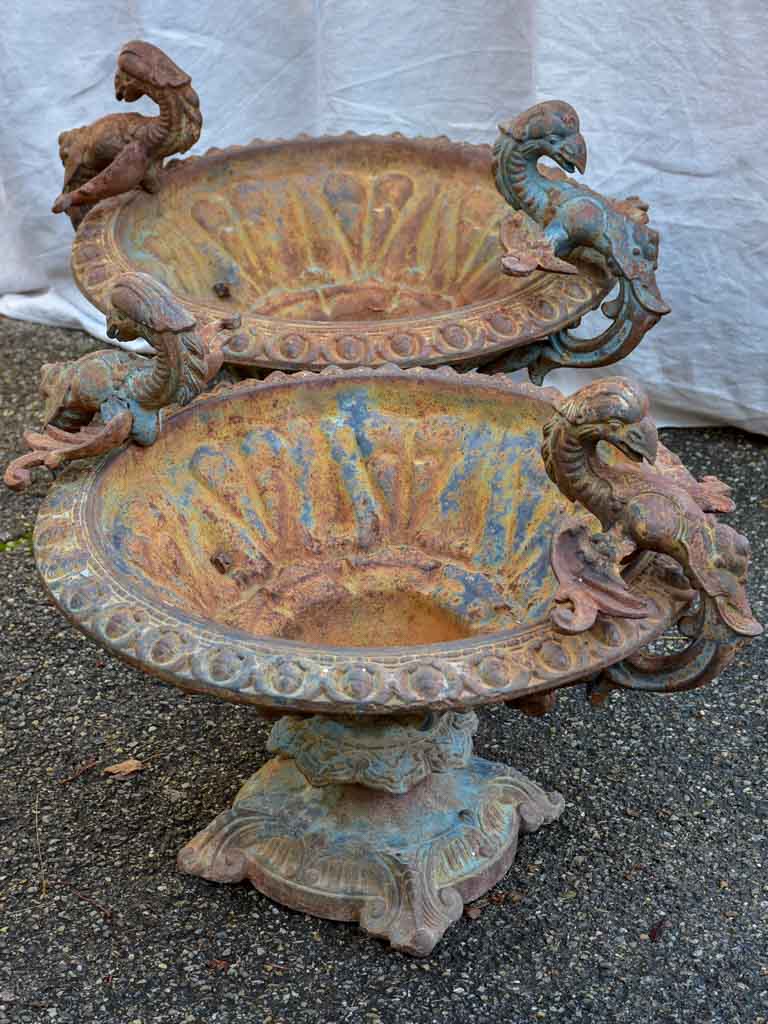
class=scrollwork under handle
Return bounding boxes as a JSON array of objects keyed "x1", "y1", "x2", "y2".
[
  {"x1": 593, "y1": 597, "x2": 746, "y2": 700},
  {"x1": 491, "y1": 101, "x2": 669, "y2": 382},
  {"x1": 541, "y1": 377, "x2": 762, "y2": 695},
  {"x1": 3, "y1": 274, "x2": 232, "y2": 492},
  {"x1": 483, "y1": 277, "x2": 663, "y2": 386}
]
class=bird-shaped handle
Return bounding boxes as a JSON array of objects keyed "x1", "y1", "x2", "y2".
[
  {"x1": 3, "y1": 275, "x2": 236, "y2": 491},
  {"x1": 541, "y1": 377, "x2": 762, "y2": 699},
  {"x1": 492, "y1": 100, "x2": 670, "y2": 382}
]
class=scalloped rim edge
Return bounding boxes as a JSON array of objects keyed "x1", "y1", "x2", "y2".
[
  {"x1": 35, "y1": 365, "x2": 688, "y2": 715},
  {"x1": 70, "y1": 132, "x2": 612, "y2": 370}
]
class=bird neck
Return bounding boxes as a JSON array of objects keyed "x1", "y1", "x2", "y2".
[
  {"x1": 542, "y1": 419, "x2": 621, "y2": 530},
  {"x1": 129, "y1": 329, "x2": 179, "y2": 409},
  {"x1": 131, "y1": 328, "x2": 207, "y2": 410},
  {"x1": 142, "y1": 84, "x2": 202, "y2": 158},
  {"x1": 493, "y1": 135, "x2": 552, "y2": 220}
]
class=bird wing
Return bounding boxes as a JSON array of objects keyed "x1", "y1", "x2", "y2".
[
  {"x1": 53, "y1": 139, "x2": 150, "y2": 212},
  {"x1": 499, "y1": 213, "x2": 578, "y2": 277},
  {"x1": 654, "y1": 445, "x2": 735, "y2": 513},
  {"x1": 550, "y1": 521, "x2": 652, "y2": 634}
]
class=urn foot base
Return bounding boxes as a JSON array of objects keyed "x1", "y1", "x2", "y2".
[{"x1": 177, "y1": 755, "x2": 564, "y2": 955}]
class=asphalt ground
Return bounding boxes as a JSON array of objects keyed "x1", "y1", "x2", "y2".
[{"x1": 1, "y1": 317, "x2": 766, "y2": 1024}]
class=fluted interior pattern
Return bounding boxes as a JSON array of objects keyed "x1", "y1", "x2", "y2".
[
  {"x1": 93, "y1": 376, "x2": 594, "y2": 647},
  {"x1": 116, "y1": 136, "x2": 539, "y2": 322}
]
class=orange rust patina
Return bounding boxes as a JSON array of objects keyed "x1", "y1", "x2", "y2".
[
  {"x1": 57, "y1": 43, "x2": 667, "y2": 385},
  {"x1": 36, "y1": 367, "x2": 702, "y2": 716},
  {"x1": 28, "y1": 40, "x2": 754, "y2": 956},
  {"x1": 29, "y1": 367, "x2": 758, "y2": 957},
  {"x1": 71, "y1": 134, "x2": 612, "y2": 374}
]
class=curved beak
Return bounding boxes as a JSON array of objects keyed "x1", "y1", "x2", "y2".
[
  {"x1": 106, "y1": 314, "x2": 139, "y2": 342},
  {"x1": 558, "y1": 133, "x2": 587, "y2": 175},
  {"x1": 114, "y1": 72, "x2": 143, "y2": 104},
  {"x1": 613, "y1": 417, "x2": 658, "y2": 464}
]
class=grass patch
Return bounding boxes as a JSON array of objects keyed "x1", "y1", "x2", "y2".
[{"x1": 0, "y1": 530, "x2": 33, "y2": 553}]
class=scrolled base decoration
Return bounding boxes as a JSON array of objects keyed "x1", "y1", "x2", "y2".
[
  {"x1": 178, "y1": 715, "x2": 564, "y2": 956},
  {"x1": 588, "y1": 595, "x2": 751, "y2": 703}
]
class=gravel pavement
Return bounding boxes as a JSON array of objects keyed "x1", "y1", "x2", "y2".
[{"x1": 1, "y1": 318, "x2": 766, "y2": 1024}]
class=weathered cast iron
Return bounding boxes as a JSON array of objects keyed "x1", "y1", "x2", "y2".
[
  {"x1": 62, "y1": 41, "x2": 662, "y2": 379},
  {"x1": 52, "y1": 41, "x2": 201, "y2": 228},
  {"x1": 20, "y1": 364, "x2": 760, "y2": 954},
  {"x1": 3, "y1": 273, "x2": 237, "y2": 491},
  {"x1": 19, "y1": 38, "x2": 757, "y2": 956},
  {"x1": 489, "y1": 100, "x2": 669, "y2": 382},
  {"x1": 542, "y1": 378, "x2": 762, "y2": 699},
  {"x1": 499, "y1": 210, "x2": 579, "y2": 278}
]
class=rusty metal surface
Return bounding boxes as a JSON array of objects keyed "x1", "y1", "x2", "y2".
[
  {"x1": 70, "y1": 132, "x2": 612, "y2": 373},
  {"x1": 3, "y1": 273, "x2": 233, "y2": 490},
  {"x1": 52, "y1": 41, "x2": 201, "y2": 227},
  {"x1": 541, "y1": 377, "x2": 762, "y2": 696},
  {"x1": 33, "y1": 365, "x2": 693, "y2": 716},
  {"x1": 490, "y1": 100, "x2": 669, "y2": 382},
  {"x1": 53, "y1": 43, "x2": 668, "y2": 379},
  {"x1": 177, "y1": 739, "x2": 564, "y2": 956}
]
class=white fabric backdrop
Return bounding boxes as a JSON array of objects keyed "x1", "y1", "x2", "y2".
[{"x1": 1, "y1": 0, "x2": 766, "y2": 432}]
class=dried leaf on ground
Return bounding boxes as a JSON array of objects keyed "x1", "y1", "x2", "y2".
[
  {"x1": 103, "y1": 758, "x2": 144, "y2": 777},
  {"x1": 464, "y1": 899, "x2": 488, "y2": 920}
]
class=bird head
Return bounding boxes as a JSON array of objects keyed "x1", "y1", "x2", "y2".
[
  {"x1": 115, "y1": 40, "x2": 191, "y2": 102},
  {"x1": 107, "y1": 272, "x2": 196, "y2": 343},
  {"x1": 114, "y1": 67, "x2": 146, "y2": 103},
  {"x1": 499, "y1": 100, "x2": 587, "y2": 175},
  {"x1": 557, "y1": 377, "x2": 658, "y2": 464}
]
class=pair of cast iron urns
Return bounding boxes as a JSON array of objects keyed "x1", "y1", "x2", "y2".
[{"x1": 6, "y1": 41, "x2": 761, "y2": 956}]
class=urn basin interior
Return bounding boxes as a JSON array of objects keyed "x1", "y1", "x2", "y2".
[
  {"x1": 93, "y1": 372, "x2": 595, "y2": 652},
  {"x1": 117, "y1": 136, "x2": 528, "y2": 323},
  {"x1": 73, "y1": 136, "x2": 611, "y2": 370}
]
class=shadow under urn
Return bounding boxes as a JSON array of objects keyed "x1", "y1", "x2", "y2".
[{"x1": 33, "y1": 366, "x2": 759, "y2": 955}]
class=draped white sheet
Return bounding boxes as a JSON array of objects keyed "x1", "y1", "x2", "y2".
[{"x1": 1, "y1": 0, "x2": 766, "y2": 431}]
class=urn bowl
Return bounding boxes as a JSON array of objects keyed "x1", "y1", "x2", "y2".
[
  {"x1": 71, "y1": 135, "x2": 611, "y2": 373},
  {"x1": 35, "y1": 366, "x2": 687, "y2": 716}
]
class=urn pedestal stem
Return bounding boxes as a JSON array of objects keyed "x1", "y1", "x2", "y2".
[{"x1": 178, "y1": 712, "x2": 565, "y2": 955}]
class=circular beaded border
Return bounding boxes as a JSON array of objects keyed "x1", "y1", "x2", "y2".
[
  {"x1": 34, "y1": 366, "x2": 687, "y2": 715},
  {"x1": 71, "y1": 133, "x2": 612, "y2": 371}
]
